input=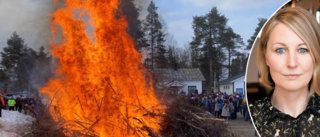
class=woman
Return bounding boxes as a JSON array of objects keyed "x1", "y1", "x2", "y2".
[
  {"x1": 250, "y1": 7, "x2": 320, "y2": 136},
  {"x1": 221, "y1": 99, "x2": 230, "y2": 122}
]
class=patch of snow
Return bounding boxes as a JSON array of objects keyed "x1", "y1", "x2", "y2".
[{"x1": 0, "y1": 109, "x2": 34, "y2": 137}]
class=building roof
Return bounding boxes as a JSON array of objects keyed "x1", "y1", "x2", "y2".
[
  {"x1": 154, "y1": 68, "x2": 206, "y2": 82},
  {"x1": 165, "y1": 80, "x2": 187, "y2": 87},
  {"x1": 219, "y1": 72, "x2": 245, "y2": 85}
]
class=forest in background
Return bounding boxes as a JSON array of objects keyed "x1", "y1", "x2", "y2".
[{"x1": 0, "y1": 0, "x2": 266, "y2": 93}]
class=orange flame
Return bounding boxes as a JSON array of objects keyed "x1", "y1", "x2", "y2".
[{"x1": 40, "y1": 0, "x2": 163, "y2": 136}]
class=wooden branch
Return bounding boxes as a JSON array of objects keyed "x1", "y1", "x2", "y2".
[
  {"x1": 75, "y1": 113, "x2": 94, "y2": 123},
  {"x1": 45, "y1": 86, "x2": 63, "y2": 112},
  {"x1": 127, "y1": 73, "x2": 141, "y2": 106},
  {"x1": 126, "y1": 103, "x2": 130, "y2": 134},
  {"x1": 135, "y1": 128, "x2": 147, "y2": 137},
  {"x1": 104, "y1": 121, "x2": 126, "y2": 131},
  {"x1": 84, "y1": 118, "x2": 100, "y2": 136},
  {"x1": 94, "y1": 97, "x2": 100, "y2": 111},
  {"x1": 172, "y1": 117, "x2": 206, "y2": 133},
  {"x1": 84, "y1": 93, "x2": 88, "y2": 106},
  {"x1": 74, "y1": 120, "x2": 90, "y2": 130},
  {"x1": 111, "y1": 97, "x2": 141, "y2": 109},
  {"x1": 77, "y1": 95, "x2": 85, "y2": 115},
  {"x1": 99, "y1": 97, "x2": 103, "y2": 110},
  {"x1": 24, "y1": 104, "x2": 38, "y2": 118},
  {"x1": 73, "y1": 116, "x2": 92, "y2": 126},
  {"x1": 105, "y1": 77, "x2": 118, "y2": 94},
  {"x1": 180, "y1": 108, "x2": 224, "y2": 122}
]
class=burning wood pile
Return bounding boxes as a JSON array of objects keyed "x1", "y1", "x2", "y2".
[
  {"x1": 27, "y1": 93, "x2": 239, "y2": 137},
  {"x1": 38, "y1": 0, "x2": 163, "y2": 136},
  {"x1": 24, "y1": 0, "x2": 239, "y2": 136}
]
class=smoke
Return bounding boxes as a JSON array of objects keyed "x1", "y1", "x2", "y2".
[
  {"x1": 0, "y1": 0, "x2": 55, "y2": 51},
  {"x1": 0, "y1": 1, "x2": 58, "y2": 93},
  {"x1": 134, "y1": 0, "x2": 151, "y2": 20},
  {"x1": 28, "y1": 55, "x2": 56, "y2": 94}
]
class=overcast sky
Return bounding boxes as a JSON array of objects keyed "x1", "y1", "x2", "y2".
[{"x1": 0, "y1": 0, "x2": 288, "y2": 53}]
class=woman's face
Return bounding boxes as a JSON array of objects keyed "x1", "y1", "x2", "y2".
[{"x1": 265, "y1": 23, "x2": 314, "y2": 92}]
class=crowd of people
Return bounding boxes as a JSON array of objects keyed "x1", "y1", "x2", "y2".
[
  {"x1": 183, "y1": 91, "x2": 251, "y2": 123},
  {"x1": 0, "y1": 93, "x2": 38, "y2": 117}
]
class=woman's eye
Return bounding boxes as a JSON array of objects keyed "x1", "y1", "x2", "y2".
[
  {"x1": 275, "y1": 48, "x2": 285, "y2": 53},
  {"x1": 298, "y1": 48, "x2": 308, "y2": 53}
]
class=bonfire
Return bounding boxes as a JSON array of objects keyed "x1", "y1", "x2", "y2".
[{"x1": 40, "y1": 0, "x2": 163, "y2": 136}]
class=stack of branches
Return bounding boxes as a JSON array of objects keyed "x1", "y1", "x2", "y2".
[
  {"x1": 25, "y1": 96, "x2": 161, "y2": 137},
  {"x1": 27, "y1": 86, "x2": 239, "y2": 137},
  {"x1": 159, "y1": 96, "x2": 240, "y2": 137},
  {"x1": 24, "y1": 103, "x2": 101, "y2": 137},
  {"x1": 23, "y1": 105, "x2": 67, "y2": 137}
]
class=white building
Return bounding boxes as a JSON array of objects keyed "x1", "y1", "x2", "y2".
[
  {"x1": 219, "y1": 73, "x2": 245, "y2": 95},
  {"x1": 154, "y1": 68, "x2": 206, "y2": 95}
]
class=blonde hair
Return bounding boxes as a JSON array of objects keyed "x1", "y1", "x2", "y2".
[{"x1": 258, "y1": 7, "x2": 320, "y2": 95}]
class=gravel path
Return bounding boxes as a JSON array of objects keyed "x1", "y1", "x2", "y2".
[{"x1": 227, "y1": 112, "x2": 257, "y2": 137}]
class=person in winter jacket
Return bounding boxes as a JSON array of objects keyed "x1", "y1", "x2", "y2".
[
  {"x1": 0, "y1": 93, "x2": 5, "y2": 117},
  {"x1": 8, "y1": 97, "x2": 16, "y2": 111},
  {"x1": 15, "y1": 96, "x2": 22, "y2": 112}
]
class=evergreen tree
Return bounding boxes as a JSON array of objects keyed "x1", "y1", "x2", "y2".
[
  {"x1": 230, "y1": 52, "x2": 247, "y2": 77},
  {"x1": 0, "y1": 32, "x2": 28, "y2": 92},
  {"x1": 190, "y1": 7, "x2": 244, "y2": 91},
  {"x1": 190, "y1": 7, "x2": 228, "y2": 91},
  {"x1": 15, "y1": 47, "x2": 38, "y2": 92},
  {"x1": 0, "y1": 68, "x2": 6, "y2": 82},
  {"x1": 16, "y1": 46, "x2": 54, "y2": 93},
  {"x1": 0, "y1": 32, "x2": 54, "y2": 93},
  {"x1": 190, "y1": 43, "x2": 201, "y2": 68},
  {"x1": 142, "y1": 1, "x2": 167, "y2": 69},
  {"x1": 220, "y1": 27, "x2": 244, "y2": 78},
  {"x1": 167, "y1": 45, "x2": 178, "y2": 68},
  {"x1": 246, "y1": 18, "x2": 267, "y2": 50},
  {"x1": 30, "y1": 46, "x2": 54, "y2": 92},
  {"x1": 177, "y1": 45, "x2": 191, "y2": 68},
  {"x1": 167, "y1": 44, "x2": 191, "y2": 68}
]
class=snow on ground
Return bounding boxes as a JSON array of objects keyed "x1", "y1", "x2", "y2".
[{"x1": 0, "y1": 109, "x2": 34, "y2": 137}]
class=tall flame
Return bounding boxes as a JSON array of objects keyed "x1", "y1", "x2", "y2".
[{"x1": 40, "y1": 0, "x2": 163, "y2": 136}]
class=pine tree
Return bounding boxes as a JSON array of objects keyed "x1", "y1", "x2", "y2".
[
  {"x1": 0, "y1": 32, "x2": 54, "y2": 93},
  {"x1": 155, "y1": 30, "x2": 167, "y2": 68},
  {"x1": 190, "y1": 7, "x2": 243, "y2": 91},
  {"x1": 177, "y1": 45, "x2": 191, "y2": 68},
  {"x1": 167, "y1": 45, "x2": 178, "y2": 68},
  {"x1": 29, "y1": 46, "x2": 54, "y2": 92},
  {"x1": 0, "y1": 32, "x2": 28, "y2": 92},
  {"x1": 220, "y1": 27, "x2": 244, "y2": 78},
  {"x1": 246, "y1": 18, "x2": 267, "y2": 50},
  {"x1": 190, "y1": 7, "x2": 228, "y2": 91},
  {"x1": 142, "y1": 1, "x2": 167, "y2": 69},
  {"x1": 15, "y1": 47, "x2": 38, "y2": 92},
  {"x1": 230, "y1": 52, "x2": 247, "y2": 77}
]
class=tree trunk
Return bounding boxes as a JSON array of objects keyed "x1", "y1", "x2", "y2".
[
  {"x1": 151, "y1": 29, "x2": 154, "y2": 69},
  {"x1": 228, "y1": 47, "x2": 231, "y2": 78},
  {"x1": 208, "y1": 58, "x2": 213, "y2": 93}
]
